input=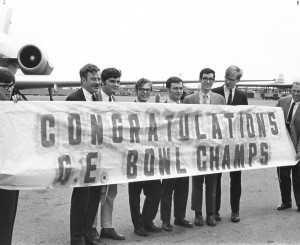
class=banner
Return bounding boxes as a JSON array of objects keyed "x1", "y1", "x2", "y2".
[{"x1": 0, "y1": 101, "x2": 296, "y2": 190}]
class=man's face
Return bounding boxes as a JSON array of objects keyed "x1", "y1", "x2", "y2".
[
  {"x1": 82, "y1": 71, "x2": 101, "y2": 94},
  {"x1": 225, "y1": 73, "x2": 239, "y2": 90},
  {"x1": 168, "y1": 82, "x2": 183, "y2": 101},
  {"x1": 0, "y1": 81, "x2": 15, "y2": 100},
  {"x1": 200, "y1": 73, "x2": 214, "y2": 93},
  {"x1": 137, "y1": 82, "x2": 152, "y2": 102},
  {"x1": 291, "y1": 83, "x2": 300, "y2": 102},
  {"x1": 102, "y1": 78, "x2": 120, "y2": 96}
]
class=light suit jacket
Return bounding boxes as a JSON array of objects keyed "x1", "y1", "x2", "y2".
[
  {"x1": 183, "y1": 91, "x2": 226, "y2": 105},
  {"x1": 276, "y1": 96, "x2": 300, "y2": 153}
]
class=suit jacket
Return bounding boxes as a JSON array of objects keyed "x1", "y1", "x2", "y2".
[
  {"x1": 66, "y1": 88, "x2": 103, "y2": 101},
  {"x1": 212, "y1": 85, "x2": 248, "y2": 105},
  {"x1": 276, "y1": 96, "x2": 300, "y2": 153},
  {"x1": 183, "y1": 91, "x2": 225, "y2": 105}
]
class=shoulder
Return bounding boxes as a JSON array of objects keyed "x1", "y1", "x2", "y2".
[
  {"x1": 66, "y1": 89, "x2": 82, "y2": 101},
  {"x1": 277, "y1": 95, "x2": 292, "y2": 105},
  {"x1": 235, "y1": 88, "x2": 247, "y2": 97},
  {"x1": 211, "y1": 86, "x2": 223, "y2": 93},
  {"x1": 211, "y1": 92, "x2": 224, "y2": 100},
  {"x1": 183, "y1": 92, "x2": 198, "y2": 103}
]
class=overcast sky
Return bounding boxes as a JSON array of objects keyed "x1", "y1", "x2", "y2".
[{"x1": 6, "y1": 0, "x2": 300, "y2": 83}]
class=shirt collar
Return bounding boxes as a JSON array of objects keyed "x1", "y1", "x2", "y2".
[
  {"x1": 101, "y1": 89, "x2": 111, "y2": 102},
  {"x1": 199, "y1": 90, "x2": 211, "y2": 98},
  {"x1": 224, "y1": 86, "x2": 236, "y2": 93},
  {"x1": 82, "y1": 88, "x2": 94, "y2": 101},
  {"x1": 166, "y1": 98, "x2": 181, "y2": 104}
]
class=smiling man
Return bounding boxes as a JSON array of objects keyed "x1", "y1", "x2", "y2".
[
  {"x1": 0, "y1": 68, "x2": 19, "y2": 245},
  {"x1": 66, "y1": 64, "x2": 106, "y2": 245},
  {"x1": 92, "y1": 68, "x2": 125, "y2": 242},
  {"x1": 184, "y1": 68, "x2": 225, "y2": 227},
  {"x1": 128, "y1": 78, "x2": 162, "y2": 237},
  {"x1": 160, "y1": 76, "x2": 192, "y2": 232},
  {"x1": 276, "y1": 81, "x2": 300, "y2": 212}
]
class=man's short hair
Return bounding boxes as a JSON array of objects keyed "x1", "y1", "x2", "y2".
[
  {"x1": 199, "y1": 68, "x2": 215, "y2": 80},
  {"x1": 101, "y1": 68, "x2": 122, "y2": 82},
  {"x1": 225, "y1": 65, "x2": 243, "y2": 80},
  {"x1": 79, "y1": 64, "x2": 100, "y2": 82},
  {"x1": 135, "y1": 78, "x2": 152, "y2": 92},
  {"x1": 0, "y1": 68, "x2": 15, "y2": 84},
  {"x1": 166, "y1": 76, "x2": 183, "y2": 89}
]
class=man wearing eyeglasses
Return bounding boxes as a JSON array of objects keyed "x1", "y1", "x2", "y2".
[
  {"x1": 128, "y1": 78, "x2": 162, "y2": 237},
  {"x1": 276, "y1": 81, "x2": 300, "y2": 212},
  {"x1": 211, "y1": 65, "x2": 248, "y2": 223},
  {"x1": 0, "y1": 68, "x2": 19, "y2": 245},
  {"x1": 184, "y1": 68, "x2": 225, "y2": 227}
]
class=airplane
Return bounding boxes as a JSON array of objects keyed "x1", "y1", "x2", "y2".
[{"x1": 0, "y1": 4, "x2": 279, "y2": 101}]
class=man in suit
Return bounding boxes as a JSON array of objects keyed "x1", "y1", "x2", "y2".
[
  {"x1": 128, "y1": 78, "x2": 162, "y2": 237},
  {"x1": 211, "y1": 65, "x2": 248, "y2": 223},
  {"x1": 160, "y1": 77, "x2": 192, "y2": 232},
  {"x1": 0, "y1": 68, "x2": 19, "y2": 245},
  {"x1": 92, "y1": 68, "x2": 125, "y2": 241},
  {"x1": 67, "y1": 63, "x2": 105, "y2": 245},
  {"x1": 184, "y1": 68, "x2": 225, "y2": 227},
  {"x1": 276, "y1": 81, "x2": 300, "y2": 212}
]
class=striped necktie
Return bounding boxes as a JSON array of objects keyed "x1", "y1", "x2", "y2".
[{"x1": 203, "y1": 94, "x2": 209, "y2": 104}]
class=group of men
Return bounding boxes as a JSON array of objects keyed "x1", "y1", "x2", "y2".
[{"x1": 0, "y1": 64, "x2": 300, "y2": 245}]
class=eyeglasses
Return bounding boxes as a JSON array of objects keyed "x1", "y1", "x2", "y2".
[
  {"x1": 138, "y1": 88, "x2": 152, "y2": 93},
  {"x1": 202, "y1": 77, "x2": 214, "y2": 82},
  {"x1": 0, "y1": 83, "x2": 14, "y2": 90},
  {"x1": 225, "y1": 78, "x2": 238, "y2": 83}
]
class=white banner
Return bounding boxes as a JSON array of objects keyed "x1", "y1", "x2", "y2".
[{"x1": 0, "y1": 101, "x2": 296, "y2": 190}]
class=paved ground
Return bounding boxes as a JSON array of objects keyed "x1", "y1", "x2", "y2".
[{"x1": 11, "y1": 97, "x2": 300, "y2": 245}]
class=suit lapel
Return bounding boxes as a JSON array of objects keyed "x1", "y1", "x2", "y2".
[
  {"x1": 78, "y1": 88, "x2": 86, "y2": 101},
  {"x1": 283, "y1": 97, "x2": 293, "y2": 119},
  {"x1": 291, "y1": 103, "x2": 300, "y2": 124}
]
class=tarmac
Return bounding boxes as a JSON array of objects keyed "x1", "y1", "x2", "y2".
[{"x1": 11, "y1": 97, "x2": 300, "y2": 245}]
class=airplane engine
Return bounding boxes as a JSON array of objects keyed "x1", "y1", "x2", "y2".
[{"x1": 17, "y1": 45, "x2": 53, "y2": 75}]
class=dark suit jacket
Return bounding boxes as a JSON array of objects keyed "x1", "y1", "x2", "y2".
[
  {"x1": 212, "y1": 86, "x2": 248, "y2": 106},
  {"x1": 276, "y1": 96, "x2": 300, "y2": 153},
  {"x1": 66, "y1": 88, "x2": 103, "y2": 101}
]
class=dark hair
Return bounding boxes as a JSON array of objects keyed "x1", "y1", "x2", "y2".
[
  {"x1": 135, "y1": 78, "x2": 152, "y2": 92},
  {"x1": 166, "y1": 76, "x2": 183, "y2": 89},
  {"x1": 79, "y1": 64, "x2": 100, "y2": 82},
  {"x1": 0, "y1": 68, "x2": 15, "y2": 84},
  {"x1": 199, "y1": 68, "x2": 215, "y2": 80},
  {"x1": 101, "y1": 68, "x2": 122, "y2": 82}
]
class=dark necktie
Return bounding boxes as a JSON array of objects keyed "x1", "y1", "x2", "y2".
[
  {"x1": 227, "y1": 89, "x2": 232, "y2": 105},
  {"x1": 286, "y1": 102, "x2": 295, "y2": 126},
  {"x1": 92, "y1": 93, "x2": 97, "y2": 101},
  {"x1": 109, "y1": 96, "x2": 112, "y2": 102}
]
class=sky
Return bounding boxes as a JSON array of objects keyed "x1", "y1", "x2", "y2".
[{"x1": 5, "y1": 0, "x2": 300, "y2": 83}]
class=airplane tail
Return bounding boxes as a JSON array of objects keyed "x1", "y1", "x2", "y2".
[
  {"x1": 0, "y1": 5, "x2": 13, "y2": 34},
  {"x1": 276, "y1": 74, "x2": 285, "y2": 84}
]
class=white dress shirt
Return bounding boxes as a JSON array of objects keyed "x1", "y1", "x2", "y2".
[{"x1": 82, "y1": 88, "x2": 94, "y2": 101}]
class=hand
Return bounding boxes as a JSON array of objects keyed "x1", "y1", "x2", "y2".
[{"x1": 11, "y1": 94, "x2": 20, "y2": 103}]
